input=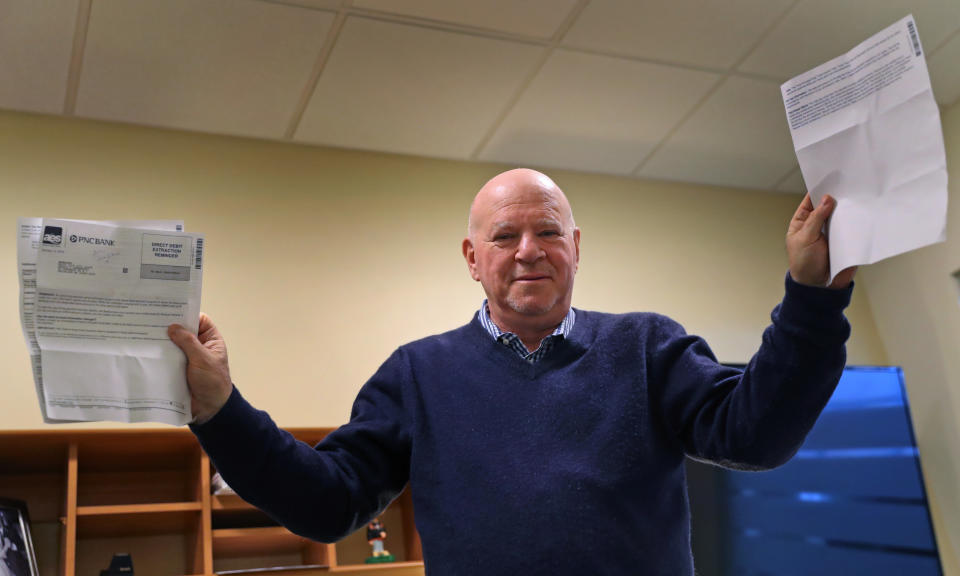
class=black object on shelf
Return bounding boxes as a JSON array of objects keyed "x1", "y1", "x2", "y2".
[{"x1": 100, "y1": 553, "x2": 133, "y2": 576}]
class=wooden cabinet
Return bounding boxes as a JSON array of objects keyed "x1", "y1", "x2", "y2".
[{"x1": 0, "y1": 429, "x2": 423, "y2": 576}]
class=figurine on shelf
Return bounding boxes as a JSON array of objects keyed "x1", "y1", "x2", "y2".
[
  {"x1": 99, "y1": 553, "x2": 133, "y2": 576},
  {"x1": 364, "y1": 517, "x2": 395, "y2": 564}
]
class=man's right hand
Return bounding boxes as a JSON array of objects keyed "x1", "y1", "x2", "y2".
[{"x1": 168, "y1": 313, "x2": 233, "y2": 425}]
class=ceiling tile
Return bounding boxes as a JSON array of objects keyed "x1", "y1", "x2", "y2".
[
  {"x1": 776, "y1": 167, "x2": 807, "y2": 194},
  {"x1": 295, "y1": 17, "x2": 545, "y2": 159},
  {"x1": 739, "y1": 0, "x2": 960, "y2": 80},
  {"x1": 563, "y1": 0, "x2": 792, "y2": 70},
  {"x1": 479, "y1": 49, "x2": 719, "y2": 175},
  {"x1": 638, "y1": 77, "x2": 796, "y2": 190},
  {"x1": 929, "y1": 32, "x2": 960, "y2": 106},
  {"x1": 76, "y1": 0, "x2": 334, "y2": 139},
  {"x1": 352, "y1": 0, "x2": 577, "y2": 39},
  {"x1": 0, "y1": 0, "x2": 78, "y2": 114}
]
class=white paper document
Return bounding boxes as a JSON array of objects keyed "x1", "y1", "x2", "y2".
[
  {"x1": 18, "y1": 218, "x2": 203, "y2": 425},
  {"x1": 18, "y1": 218, "x2": 187, "y2": 423},
  {"x1": 781, "y1": 14, "x2": 947, "y2": 282}
]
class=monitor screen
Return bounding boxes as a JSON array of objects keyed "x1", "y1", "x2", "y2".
[{"x1": 686, "y1": 366, "x2": 943, "y2": 575}]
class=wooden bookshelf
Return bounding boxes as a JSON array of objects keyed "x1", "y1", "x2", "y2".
[{"x1": 0, "y1": 429, "x2": 423, "y2": 576}]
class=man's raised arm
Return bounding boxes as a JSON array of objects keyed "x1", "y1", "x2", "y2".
[{"x1": 167, "y1": 314, "x2": 411, "y2": 542}]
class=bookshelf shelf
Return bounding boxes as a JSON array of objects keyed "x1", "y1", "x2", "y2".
[
  {"x1": 0, "y1": 429, "x2": 423, "y2": 576},
  {"x1": 213, "y1": 526, "x2": 313, "y2": 557}
]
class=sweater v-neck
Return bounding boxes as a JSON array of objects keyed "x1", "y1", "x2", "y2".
[{"x1": 464, "y1": 309, "x2": 591, "y2": 379}]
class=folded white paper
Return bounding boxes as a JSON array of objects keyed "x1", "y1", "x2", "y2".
[
  {"x1": 19, "y1": 218, "x2": 202, "y2": 425},
  {"x1": 781, "y1": 14, "x2": 947, "y2": 282}
]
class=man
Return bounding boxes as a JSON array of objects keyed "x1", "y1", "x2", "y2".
[{"x1": 169, "y1": 168, "x2": 855, "y2": 575}]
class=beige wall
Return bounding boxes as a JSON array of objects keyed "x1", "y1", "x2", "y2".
[
  {"x1": 0, "y1": 110, "x2": 887, "y2": 433},
  {"x1": 858, "y1": 100, "x2": 960, "y2": 573},
  {"x1": 0, "y1": 109, "x2": 889, "y2": 430}
]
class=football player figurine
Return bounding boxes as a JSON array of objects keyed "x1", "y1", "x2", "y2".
[{"x1": 365, "y1": 517, "x2": 395, "y2": 563}]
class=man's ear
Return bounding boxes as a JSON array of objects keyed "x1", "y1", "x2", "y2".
[
  {"x1": 462, "y1": 237, "x2": 480, "y2": 281},
  {"x1": 573, "y1": 228, "x2": 581, "y2": 272}
]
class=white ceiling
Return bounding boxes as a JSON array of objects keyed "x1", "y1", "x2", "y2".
[{"x1": 2, "y1": 0, "x2": 959, "y2": 193}]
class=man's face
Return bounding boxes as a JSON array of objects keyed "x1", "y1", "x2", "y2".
[{"x1": 463, "y1": 177, "x2": 580, "y2": 328}]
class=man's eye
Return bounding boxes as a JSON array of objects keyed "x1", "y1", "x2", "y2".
[
  {"x1": 493, "y1": 234, "x2": 515, "y2": 242},
  {"x1": 540, "y1": 230, "x2": 560, "y2": 237}
]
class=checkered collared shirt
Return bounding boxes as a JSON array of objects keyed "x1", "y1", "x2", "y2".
[{"x1": 478, "y1": 299, "x2": 576, "y2": 363}]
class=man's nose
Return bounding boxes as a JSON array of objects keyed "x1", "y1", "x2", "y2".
[{"x1": 516, "y1": 233, "x2": 545, "y2": 263}]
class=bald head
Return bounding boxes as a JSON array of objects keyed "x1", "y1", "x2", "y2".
[{"x1": 468, "y1": 168, "x2": 575, "y2": 239}]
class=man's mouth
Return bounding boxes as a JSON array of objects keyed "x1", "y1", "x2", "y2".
[{"x1": 514, "y1": 275, "x2": 549, "y2": 282}]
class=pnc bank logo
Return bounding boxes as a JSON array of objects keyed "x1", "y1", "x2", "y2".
[
  {"x1": 70, "y1": 234, "x2": 115, "y2": 246},
  {"x1": 42, "y1": 226, "x2": 63, "y2": 246}
]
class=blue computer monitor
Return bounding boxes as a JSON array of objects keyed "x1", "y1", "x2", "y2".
[{"x1": 686, "y1": 366, "x2": 943, "y2": 575}]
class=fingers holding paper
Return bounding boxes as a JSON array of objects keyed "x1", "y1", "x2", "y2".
[
  {"x1": 786, "y1": 193, "x2": 857, "y2": 290},
  {"x1": 168, "y1": 313, "x2": 233, "y2": 424}
]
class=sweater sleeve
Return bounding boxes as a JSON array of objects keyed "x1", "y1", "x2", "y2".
[
  {"x1": 190, "y1": 348, "x2": 413, "y2": 542},
  {"x1": 652, "y1": 272, "x2": 853, "y2": 470}
]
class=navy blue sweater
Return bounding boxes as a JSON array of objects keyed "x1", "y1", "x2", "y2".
[{"x1": 192, "y1": 275, "x2": 852, "y2": 575}]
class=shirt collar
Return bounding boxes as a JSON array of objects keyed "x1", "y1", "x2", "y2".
[{"x1": 477, "y1": 299, "x2": 576, "y2": 341}]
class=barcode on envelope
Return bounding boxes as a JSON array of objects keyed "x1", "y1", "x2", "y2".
[
  {"x1": 907, "y1": 20, "x2": 921, "y2": 57},
  {"x1": 194, "y1": 238, "x2": 203, "y2": 270}
]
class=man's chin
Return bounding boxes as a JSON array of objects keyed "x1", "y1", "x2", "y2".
[{"x1": 505, "y1": 296, "x2": 559, "y2": 317}]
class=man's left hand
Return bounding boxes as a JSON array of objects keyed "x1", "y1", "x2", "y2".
[{"x1": 786, "y1": 193, "x2": 857, "y2": 289}]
